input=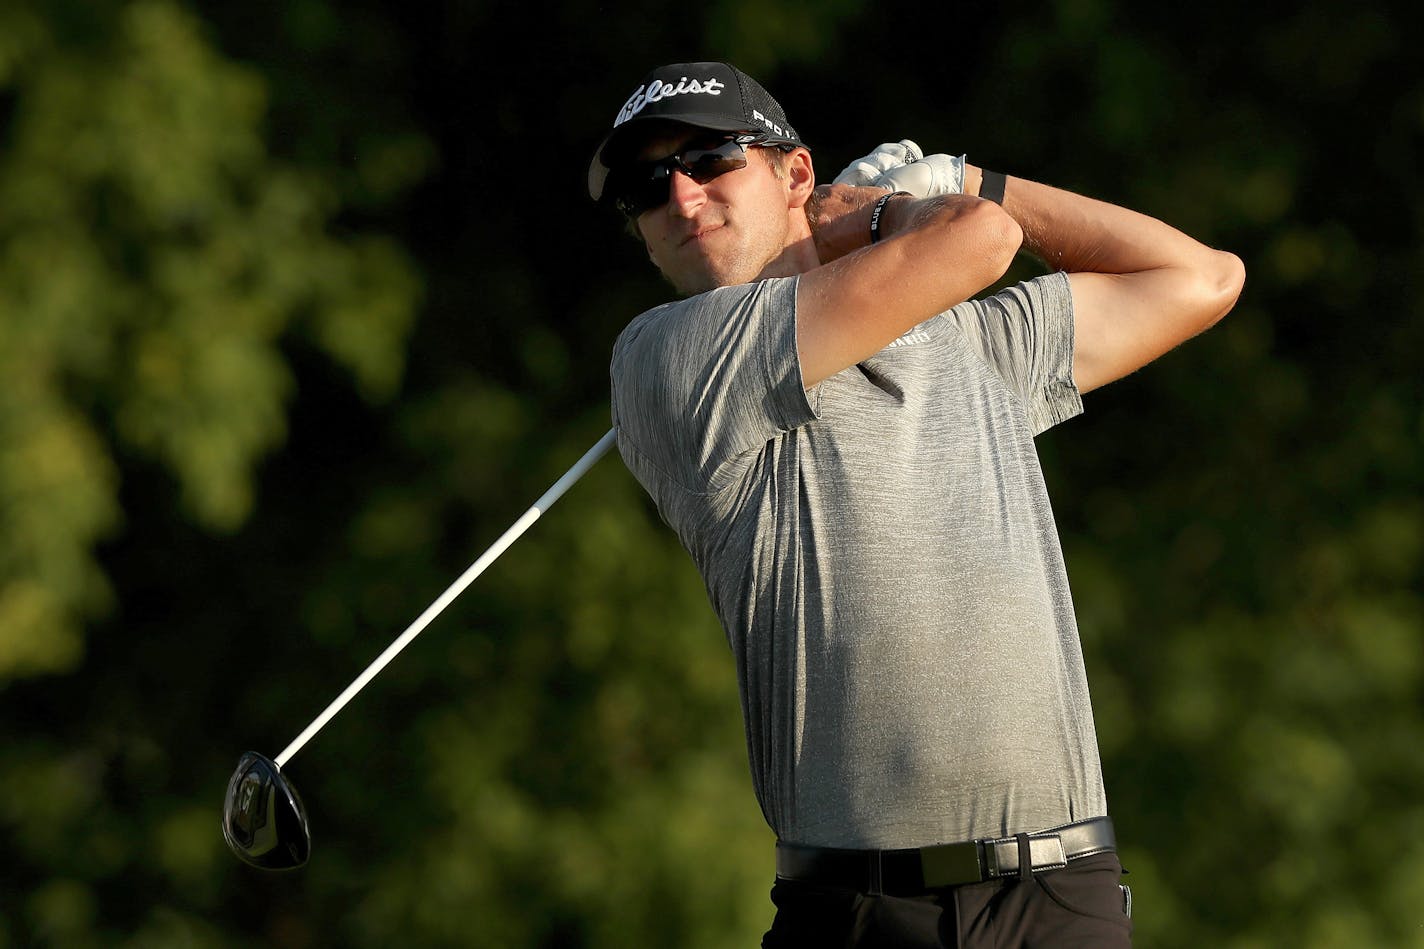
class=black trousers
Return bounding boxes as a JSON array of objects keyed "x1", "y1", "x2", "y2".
[{"x1": 761, "y1": 852, "x2": 1132, "y2": 948}]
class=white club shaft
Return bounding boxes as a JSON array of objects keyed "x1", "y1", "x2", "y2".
[{"x1": 274, "y1": 428, "x2": 617, "y2": 768}]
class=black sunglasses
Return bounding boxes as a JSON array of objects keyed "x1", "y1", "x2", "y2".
[{"x1": 611, "y1": 134, "x2": 778, "y2": 218}]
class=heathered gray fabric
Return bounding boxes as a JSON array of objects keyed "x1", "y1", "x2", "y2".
[{"x1": 609, "y1": 271, "x2": 1106, "y2": 850}]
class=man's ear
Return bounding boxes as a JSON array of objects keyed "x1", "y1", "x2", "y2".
[{"x1": 786, "y1": 148, "x2": 816, "y2": 210}]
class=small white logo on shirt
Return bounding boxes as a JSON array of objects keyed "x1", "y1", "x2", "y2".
[
  {"x1": 615, "y1": 77, "x2": 727, "y2": 126},
  {"x1": 886, "y1": 329, "x2": 932, "y2": 348}
]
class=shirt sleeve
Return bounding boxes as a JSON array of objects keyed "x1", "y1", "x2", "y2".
[
  {"x1": 610, "y1": 276, "x2": 818, "y2": 494},
  {"x1": 936, "y1": 271, "x2": 1083, "y2": 435}
]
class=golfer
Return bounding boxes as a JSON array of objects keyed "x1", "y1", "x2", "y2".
[{"x1": 589, "y1": 62, "x2": 1243, "y2": 948}]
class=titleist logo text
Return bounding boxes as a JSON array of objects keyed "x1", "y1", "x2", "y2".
[{"x1": 615, "y1": 76, "x2": 727, "y2": 126}]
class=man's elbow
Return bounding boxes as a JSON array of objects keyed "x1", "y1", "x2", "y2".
[
  {"x1": 1194, "y1": 249, "x2": 1246, "y2": 332},
  {"x1": 980, "y1": 200, "x2": 1024, "y2": 280}
]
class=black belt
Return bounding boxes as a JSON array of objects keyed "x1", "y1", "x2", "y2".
[{"x1": 775, "y1": 816, "x2": 1116, "y2": 896}]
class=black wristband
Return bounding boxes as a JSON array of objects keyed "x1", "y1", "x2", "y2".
[
  {"x1": 869, "y1": 191, "x2": 910, "y2": 244},
  {"x1": 979, "y1": 170, "x2": 1006, "y2": 205}
]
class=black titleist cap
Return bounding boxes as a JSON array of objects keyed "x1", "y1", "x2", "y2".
[{"x1": 588, "y1": 62, "x2": 805, "y2": 201}]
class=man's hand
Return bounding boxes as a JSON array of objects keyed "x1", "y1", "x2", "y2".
[
  {"x1": 832, "y1": 140, "x2": 925, "y2": 186},
  {"x1": 873, "y1": 153, "x2": 966, "y2": 198},
  {"x1": 832, "y1": 140, "x2": 967, "y2": 197}
]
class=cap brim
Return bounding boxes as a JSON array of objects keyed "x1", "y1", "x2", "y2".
[{"x1": 587, "y1": 113, "x2": 776, "y2": 201}]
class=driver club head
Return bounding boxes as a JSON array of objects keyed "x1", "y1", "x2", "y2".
[{"x1": 222, "y1": 752, "x2": 311, "y2": 870}]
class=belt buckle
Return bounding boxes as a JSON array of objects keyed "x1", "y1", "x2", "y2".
[
  {"x1": 919, "y1": 841, "x2": 984, "y2": 887},
  {"x1": 983, "y1": 833, "x2": 1068, "y2": 878}
]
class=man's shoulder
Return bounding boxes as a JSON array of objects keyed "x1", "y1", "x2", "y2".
[{"x1": 612, "y1": 299, "x2": 676, "y2": 356}]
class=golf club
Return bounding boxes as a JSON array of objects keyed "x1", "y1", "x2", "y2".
[{"x1": 222, "y1": 427, "x2": 618, "y2": 870}]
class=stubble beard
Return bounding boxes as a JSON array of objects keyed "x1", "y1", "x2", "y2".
[{"x1": 665, "y1": 216, "x2": 789, "y2": 297}]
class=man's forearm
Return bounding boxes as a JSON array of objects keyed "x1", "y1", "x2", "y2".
[
  {"x1": 962, "y1": 163, "x2": 1224, "y2": 278},
  {"x1": 958, "y1": 161, "x2": 1243, "y2": 391}
]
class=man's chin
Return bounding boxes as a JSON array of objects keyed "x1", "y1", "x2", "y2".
[{"x1": 659, "y1": 248, "x2": 768, "y2": 296}]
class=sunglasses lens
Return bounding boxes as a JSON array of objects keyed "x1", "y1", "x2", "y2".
[
  {"x1": 681, "y1": 142, "x2": 749, "y2": 183},
  {"x1": 613, "y1": 139, "x2": 751, "y2": 217},
  {"x1": 615, "y1": 167, "x2": 673, "y2": 217}
]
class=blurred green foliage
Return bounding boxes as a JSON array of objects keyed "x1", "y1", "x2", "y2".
[
  {"x1": 0, "y1": 0, "x2": 418, "y2": 681},
  {"x1": 0, "y1": 0, "x2": 1419, "y2": 946}
]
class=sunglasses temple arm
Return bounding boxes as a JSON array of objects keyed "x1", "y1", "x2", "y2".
[{"x1": 273, "y1": 427, "x2": 619, "y2": 769}]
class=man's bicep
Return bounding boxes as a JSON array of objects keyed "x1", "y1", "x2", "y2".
[{"x1": 1069, "y1": 264, "x2": 1239, "y2": 393}]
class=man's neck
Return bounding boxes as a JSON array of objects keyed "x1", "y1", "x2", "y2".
[{"x1": 755, "y1": 213, "x2": 820, "y2": 281}]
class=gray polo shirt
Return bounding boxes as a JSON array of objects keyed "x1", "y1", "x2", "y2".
[{"x1": 609, "y1": 271, "x2": 1106, "y2": 850}]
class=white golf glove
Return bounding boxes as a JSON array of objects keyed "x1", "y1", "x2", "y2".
[
  {"x1": 877, "y1": 152, "x2": 966, "y2": 197},
  {"x1": 832, "y1": 140, "x2": 967, "y2": 197},
  {"x1": 832, "y1": 140, "x2": 925, "y2": 186}
]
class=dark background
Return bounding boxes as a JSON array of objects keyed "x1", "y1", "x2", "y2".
[{"x1": 2, "y1": 0, "x2": 1420, "y2": 945}]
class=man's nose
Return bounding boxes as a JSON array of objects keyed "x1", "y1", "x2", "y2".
[{"x1": 666, "y1": 169, "x2": 708, "y2": 217}]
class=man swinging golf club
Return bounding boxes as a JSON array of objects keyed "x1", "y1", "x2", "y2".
[{"x1": 589, "y1": 61, "x2": 1243, "y2": 947}]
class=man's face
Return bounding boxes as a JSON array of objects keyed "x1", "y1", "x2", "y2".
[{"x1": 622, "y1": 127, "x2": 796, "y2": 296}]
